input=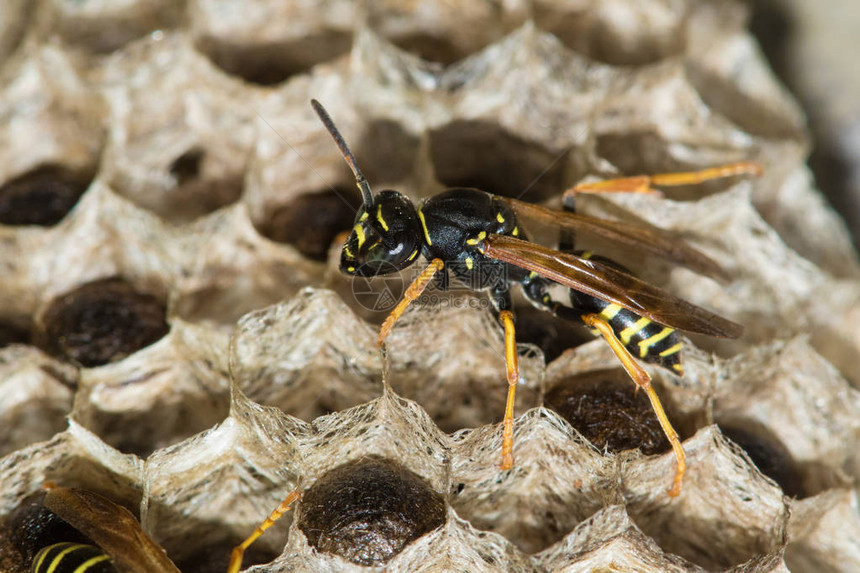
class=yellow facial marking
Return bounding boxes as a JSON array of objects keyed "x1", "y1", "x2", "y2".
[
  {"x1": 353, "y1": 224, "x2": 366, "y2": 248},
  {"x1": 343, "y1": 246, "x2": 354, "y2": 258},
  {"x1": 496, "y1": 212, "x2": 505, "y2": 223},
  {"x1": 620, "y1": 316, "x2": 652, "y2": 344},
  {"x1": 359, "y1": 211, "x2": 368, "y2": 222},
  {"x1": 346, "y1": 266, "x2": 355, "y2": 273},
  {"x1": 465, "y1": 257, "x2": 474, "y2": 270},
  {"x1": 672, "y1": 363, "x2": 685, "y2": 374},
  {"x1": 659, "y1": 342, "x2": 683, "y2": 357},
  {"x1": 599, "y1": 303, "x2": 623, "y2": 321},
  {"x1": 638, "y1": 327, "x2": 674, "y2": 358},
  {"x1": 418, "y1": 208, "x2": 432, "y2": 246},
  {"x1": 512, "y1": 226, "x2": 519, "y2": 236},
  {"x1": 407, "y1": 249, "x2": 418, "y2": 261},
  {"x1": 465, "y1": 231, "x2": 487, "y2": 246},
  {"x1": 580, "y1": 251, "x2": 593, "y2": 260},
  {"x1": 376, "y1": 204, "x2": 389, "y2": 231}
]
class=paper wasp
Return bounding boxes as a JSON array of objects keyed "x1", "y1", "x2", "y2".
[
  {"x1": 227, "y1": 100, "x2": 757, "y2": 572},
  {"x1": 9, "y1": 484, "x2": 180, "y2": 573},
  {"x1": 314, "y1": 98, "x2": 756, "y2": 490}
]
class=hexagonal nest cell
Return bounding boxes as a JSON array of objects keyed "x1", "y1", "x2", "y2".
[{"x1": 1, "y1": 2, "x2": 860, "y2": 573}]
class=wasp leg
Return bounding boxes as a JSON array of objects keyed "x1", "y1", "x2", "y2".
[
  {"x1": 565, "y1": 161, "x2": 763, "y2": 198},
  {"x1": 581, "y1": 313, "x2": 686, "y2": 497},
  {"x1": 498, "y1": 309, "x2": 519, "y2": 471},
  {"x1": 227, "y1": 490, "x2": 301, "y2": 573},
  {"x1": 568, "y1": 175, "x2": 664, "y2": 196},
  {"x1": 378, "y1": 258, "x2": 445, "y2": 346}
]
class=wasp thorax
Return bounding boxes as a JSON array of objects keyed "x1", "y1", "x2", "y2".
[{"x1": 340, "y1": 190, "x2": 423, "y2": 277}]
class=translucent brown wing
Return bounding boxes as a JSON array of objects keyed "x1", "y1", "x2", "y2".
[
  {"x1": 501, "y1": 197, "x2": 729, "y2": 282},
  {"x1": 44, "y1": 486, "x2": 181, "y2": 573},
  {"x1": 482, "y1": 234, "x2": 743, "y2": 338}
]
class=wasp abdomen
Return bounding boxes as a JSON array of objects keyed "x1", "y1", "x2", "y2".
[
  {"x1": 31, "y1": 542, "x2": 116, "y2": 573},
  {"x1": 574, "y1": 293, "x2": 683, "y2": 374}
]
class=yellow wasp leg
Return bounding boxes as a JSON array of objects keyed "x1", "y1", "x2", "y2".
[
  {"x1": 582, "y1": 313, "x2": 686, "y2": 497},
  {"x1": 498, "y1": 310, "x2": 520, "y2": 471},
  {"x1": 227, "y1": 490, "x2": 301, "y2": 573},
  {"x1": 567, "y1": 161, "x2": 763, "y2": 197},
  {"x1": 378, "y1": 258, "x2": 445, "y2": 346}
]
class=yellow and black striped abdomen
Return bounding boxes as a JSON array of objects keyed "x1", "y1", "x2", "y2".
[
  {"x1": 570, "y1": 292, "x2": 684, "y2": 375},
  {"x1": 565, "y1": 251, "x2": 684, "y2": 375},
  {"x1": 31, "y1": 542, "x2": 117, "y2": 573}
]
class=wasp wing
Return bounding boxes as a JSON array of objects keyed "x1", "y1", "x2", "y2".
[
  {"x1": 502, "y1": 197, "x2": 729, "y2": 283},
  {"x1": 44, "y1": 487, "x2": 182, "y2": 573},
  {"x1": 482, "y1": 234, "x2": 742, "y2": 338}
]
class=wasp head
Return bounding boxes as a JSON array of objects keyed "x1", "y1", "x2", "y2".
[{"x1": 340, "y1": 190, "x2": 423, "y2": 277}]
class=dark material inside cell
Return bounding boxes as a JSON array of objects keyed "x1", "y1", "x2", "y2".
[
  {"x1": 545, "y1": 369, "x2": 671, "y2": 455},
  {"x1": 169, "y1": 148, "x2": 205, "y2": 185},
  {"x1": 38, "y1": 278, "x2": 170, "y2": 367},
  {"x1": 261, "y1": 188, "x2": 359, "y2": 261},
  {"x1": 0, "y1": 166, "x2": 91, "y2": 226},
  {"x1": 429, "y1": 120, "x2": 568, "y2": 202},
  {"x1": 175, "y1": 544, "x2": 278, "y2": 573},
  {"x1": 298, "y1": 457, "x2": 447, "y2": 566},
  {"x1": 5, "y1": 491, "x2": 92, "y2": 563},
  {"x1": 0, "y1": 321, "x2": 30, "y2": 348},
  {"x1": 0, "y1": 523, "x2": 27, "y2": 573},
  {"x1": 719, "y1": 423, "x2": 806, "y2": 499}
]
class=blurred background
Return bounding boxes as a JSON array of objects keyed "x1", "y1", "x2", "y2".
[{"x1": 748, "y1": 0, "x2": 860, "y2": 248}]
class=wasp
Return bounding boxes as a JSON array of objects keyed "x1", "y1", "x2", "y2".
[
  {"x1": 313, "y1": 98, "x2": 758, "y2": 491},
  {"x1": 16, "y1": 485, "x2": 180, "y2": 573},
  {"x1": 227, "y1": 100, "x2": 758, "y2": 573}
]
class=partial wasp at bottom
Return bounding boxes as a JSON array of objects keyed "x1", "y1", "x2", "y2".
[
  {"x1": 3, "y1": 484, "x2": 180, "y2": 573},
  {"x1": 225, "y1": 99, "x2": 758, "y2": 572}
]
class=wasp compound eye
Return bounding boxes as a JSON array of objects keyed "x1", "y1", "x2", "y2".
[
  {"x1": 297, "y1": 457, "x2": 446, "y2": 565},
  {"x1": 545, "y1": 369, "x2": 674, "y2": 456},
  {"x1": 36, "y1": 278, "x2": 169, "y2": 367}
]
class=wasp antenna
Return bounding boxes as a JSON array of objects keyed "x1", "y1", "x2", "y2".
[{"x1": 311, "y1": 99, "x2": 374, "y2": 208}]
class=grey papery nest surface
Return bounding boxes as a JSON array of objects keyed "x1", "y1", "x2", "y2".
[{"x1": 0, "y1": 1, "x2": 859, "y2": 573}]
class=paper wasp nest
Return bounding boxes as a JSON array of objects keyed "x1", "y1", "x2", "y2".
[{"x1": 1, "y1": 1, "x2": 859, "y2": 572}]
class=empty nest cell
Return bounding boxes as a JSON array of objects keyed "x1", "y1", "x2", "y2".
[{"x1": 189, "y1": 0, "x2": 354, "y2": 85}]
